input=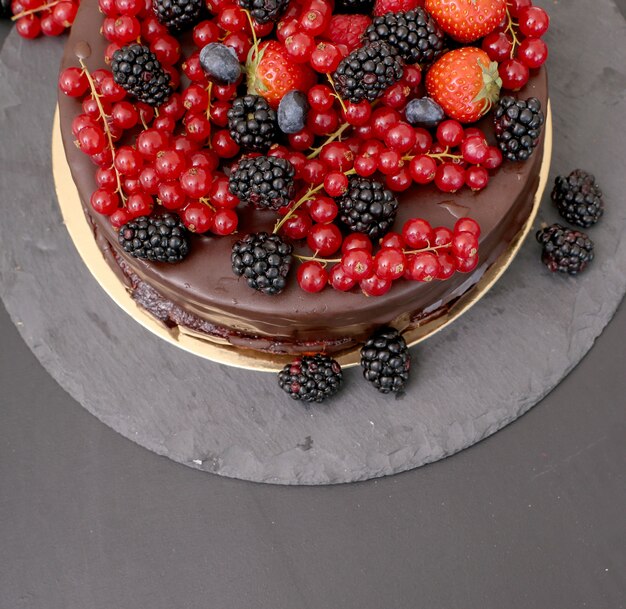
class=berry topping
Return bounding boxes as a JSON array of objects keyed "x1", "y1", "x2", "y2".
[
  {"x1": 536, "y1": 224, "x2": 594, "y2": 276},
  {"x1": 231, "y1": 232, "x2": 294, "y2": 294},
  {"x1": 425, "y1": 47, "x2": 501, "y2": 124},
  {"x1": 247, "y1": 40, "x2": 317, "y2": 109},
  {"x1": 111, "y1": 44, "x2": 172, "y2": 106},
  {"x1": 404, "y1": 97, "x2": 445, "y2": 128},
  {"x1": 337, "y1": 176, "x2": 399, "y2": 239},
  {"x1": 332, "y1": 41, "x2": 404, "y2": 104},
  {"x1": 277, "y1": 90, "x2": 309, "y2": 134},
  {"x1": 494, "y1": 96, "x2": 545, "y2": 162},
  {"x1": 118, "y1": 213, "x2": 190, "y2": 263},
  {"x1": 363, "y1": 9, "x2": 445, "y2": 66},
  {"x1": 372, "y1": 0, "x2": 419, "y2": 17},
  {"x1": 425, "y1": 0, "x2": 506, "y2": 43},
  {"x1": 278, "y1": 354, "x2": 343, "y2": 403},
  {"x1": 551, "y1": 170, "x2": 604, "y2": 228},
  {"x1": 326, "y1": 14, "x2": 372, "y2": 53},
  {"x1": 360, "y1": 326, "x2": 411, "y2": 394},
  {"x1": 153, "y1": 0, "x2": 203, "y2": 32},
  {"x1": 238, "y1": 0, "x2": 289, "y2": 24},
  {"x1": 199, "y1": 43, "x2": 242, "y2": 84},
  {"x1": 227, "y1": 94, "x2": 277, "y2": 151},
  {"x1": 229, "y1": 155, "x2": 295, "y2": 210}
]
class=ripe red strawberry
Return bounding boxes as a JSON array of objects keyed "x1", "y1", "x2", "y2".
[
  {"x1": 325, "y1": 14, "x2": 372, "y2": 52},
  {"x1": 247, "y1": 41, "x2": 318, "y2": 109},
  {"x1": 425, "y1": 0, "x2": 506, "y2": 43},
  {"x1": 425, "y1": 47, "x2": 501, "y2": 123},
  {"x1": 373, "y1": 0, "x2": 423, "y2": 17}
]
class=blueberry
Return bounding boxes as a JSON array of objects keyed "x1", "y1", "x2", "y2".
[
  {"x1": 199, "y1": 43, "x2": 241, "y2": 85},
  {"x1": 277, "y1": 90, "x2": 309, "y2": 134},
  {"x1": 404, "y1": 97, "x2": 445, "y2": 128}
]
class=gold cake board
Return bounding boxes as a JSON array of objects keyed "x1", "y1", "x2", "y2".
[{"x1": 52, "y1": 104, "x2": 552, "y2": 372}]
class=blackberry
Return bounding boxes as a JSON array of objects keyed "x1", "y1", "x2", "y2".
[
  {"x1": 552, "y1": 169, "x2": 604, "y2": 228},
  {"x1": 119, "y1": 214, "x2": 190, "y2": 263},
  {"x1": 111, "y1": 44, "x2": 172, "y2": 106},
  {"x1": 153, "y1": 0, "x2": 203, "y2": 31},
  {"x1": 360, "y1": 327, "x2": 411, "y2": 394},
  {"x1": 494, "y1": 96, "x2": 545, "y2": 162},
  {"x1": 334, "y1": 0, "x2": 374, "y2": 13},
  {"x1": 332, "y1": 41, "x2": 404, "y2": 104},
  {"x1": 278, "y1": 355, "x2": 343, "y2": 403},
  {"x1": 238, "y1": 0, "x2": 289, "y2": 23},
  {"x1": 229, "y1": 156, "x2": 295, "y2": 211},
  {"x1": 337, "y1": 176, "x2": 399, "y2": 239},
  {"x1": 227, "y1": 95, "x2": 277, "y2": 152},
  {"x1": 231, "y1": 232, "x2": 293, "y2": 295},
  {"x1": 363, "y1": 9, "x2": 445, "y2": 66},
  {"x1": 536, "y1": 224, "x2": 594, "y2": 276}
]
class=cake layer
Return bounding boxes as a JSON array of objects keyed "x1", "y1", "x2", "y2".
[{"x1": 58, "y1": 0, "x2": 547, "y2": 355}]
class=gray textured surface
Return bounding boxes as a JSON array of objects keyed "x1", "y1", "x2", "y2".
[
  {"x1": 0, "y1": 2, "x2": 625, "y2": 607},
  {"x1": 0, "y1": 0, "x2": 625, "y2": 485}
]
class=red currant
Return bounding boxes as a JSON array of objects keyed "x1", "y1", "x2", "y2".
[
  {"x1": 464, "y1": 166, "x2": 489, "y2": 191},
  {"x1": 452, "y1": 231, "x2": 479, "y2": 259},
  {"x1": 324, "y1": 172, "x2": 348, "y2": 197},
  {"x1": 385, "y1": 122, "x2": 416, "y2": 154},
  {"x1": 182, "y1": 201, "x2": 214, "y2": 233},
  {"x1": 211, "y1": 208, "x2": 239, "y2": 235},
  {"x1": 436, "y1": 252, "x2": 458, "y2": 280},
  {"x1": 309, "y1": 196, "x2": 338, "y2": 224},
  {"x1": 436, "y1": 120, "x2": 464, "y2": 148},
  {"x1": 114, "y1": 146, "x2": 142, "y2": 176},
  {"x1": 499, "y1": 59, "x2": 529, "y2": 91},
  {"x1": 402, "y1": 218, "x2": 434, "y2": 249},
  {"x1": 158, "y1": 181, "x2": 187, "y2": 210},
  {"x1": 481, "y1": 31, "x2": 513, "y2": 62},
  {"x1": 407, "y1": 252, "x2": 441, "y2": 282},
  {"x1": 374, "y1": 248, "x2": 405, "y2": 281},
  {"x1": 461, "y1": 135, "x2": 489, "y2": 164},
  {"x1": 342, "y1": 233, "x2": 372, "y2": 253},
  {"x1": 297, "y1": 261, "x2": 328, "y2": 293},
  {"x1": 280, "y1": 209, "x2": 313, "y2": 240},
  {"x1": 454, "y1": 217, "x2": 481, "y2": 238},
  {"x1": 518, "y1": 38, "x2": 548, "y2": 69},
  {"x1": 90, "y1": 189, "x2": 119, "y2": 215},
  {"x1": 342, "y1": 248, "x2": 374, "y2": 280},
  {"x1": 307, "y1": 223, "x2": 343, "y2": 256},
  {"x1": 409, "y1": 155, "x2": 437, "y2": 184},
  {"x1": 518, "y1": 6, "x2": 550, "y2": 38},
  {"x1": 360, "y1": 274, "x2": 391, "y2": 296},
  {"x1": 329, "y1": 263, "x2": 356, "y2": 291},
  {"x1": 58, "y1": 67, "x2": 88, "y2": 97}
]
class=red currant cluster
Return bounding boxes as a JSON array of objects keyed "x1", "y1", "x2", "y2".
[
  {"x1": 276, "y1": 0, "x2": 347, "y2": 73},
  {"x1": 60, "y1": 58, "x2": 239, "y2": 234},
  {"x1": 483, "y1": 0, "x2": 550, "y2": 91},
  {"x1": 11, "y1": 0, "x2": 78, "y2": 38},
  {"x1": 293, "y1": 217, "x2": 481, "y2": 296},
  {"x1": 268, "y1": 111, "x2": 502, "y2": 199}
]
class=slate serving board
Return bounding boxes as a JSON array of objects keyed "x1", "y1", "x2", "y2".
[{"x1": 0, "y1": 0, "x2": 624, "y2": 484}]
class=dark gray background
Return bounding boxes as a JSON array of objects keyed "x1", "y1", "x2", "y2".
[{"x1": 1, "y1": 4, "x2": 626, "y2": 607}]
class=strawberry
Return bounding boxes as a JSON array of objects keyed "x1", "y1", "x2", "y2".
[
  {"x1": 325, "y1": 14, "x2": 372, "y2": 53},
  {"x1": 247, "y1": 41, "x2": 318, "y2": 109},
  {"x1": 425, "y1": 0, "x2": 506, "y2": 43},
  {"x1": 373, "y1": 0, "x2": 423, "y2": 17},
  {"x1": 425, "y1": 47, "x2": 501, "y2": 123}
]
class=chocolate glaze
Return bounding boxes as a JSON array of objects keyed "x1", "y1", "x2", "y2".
[{"x1": 57, "y1": 0, "x2": 548, "y2": 354}]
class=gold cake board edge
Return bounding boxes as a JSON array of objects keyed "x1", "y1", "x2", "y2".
[{"x1": 52, "y1": 103, "x2": 552, "y2": 372}]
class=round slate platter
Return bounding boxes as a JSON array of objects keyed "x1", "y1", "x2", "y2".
[{"x1": 0, "y1": 0, "x2": 625, "y2": 485}]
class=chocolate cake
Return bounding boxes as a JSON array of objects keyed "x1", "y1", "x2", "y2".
[{"x1": 57, "y1": 0, "x2": 548, "y2": 357}]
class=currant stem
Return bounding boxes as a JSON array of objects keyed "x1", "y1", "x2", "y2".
[
  {"x1": 242, "y1": 8, "x2": 259, "y2": 57},
  {"x1": 78, "y1": 58, "x2": 127, "y2": 205},
  {"x1": 205, "y1": 81, "x2": 213, "y2": 120},
  {"x1": 402, "y1": 147, "x2": 463, "y2": 163},
  {"x1": 326, "y1": 74, "x2": 347, "y2": 114},
  {"x1": 199, "y1": 197, "x2": 216, "y2": 211},
  {"x1": 11, "y1": 0, "x2": 63, "y2": 20},
  {"x1": 294, "y1": 253, "x2": 342, "y2": 265},
  {"x1": 306, "y1": 122, "x2": 351, "y2": 160},
  {"x1": 505, "y1": 8, "x2": 522, "y2": 58}
]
